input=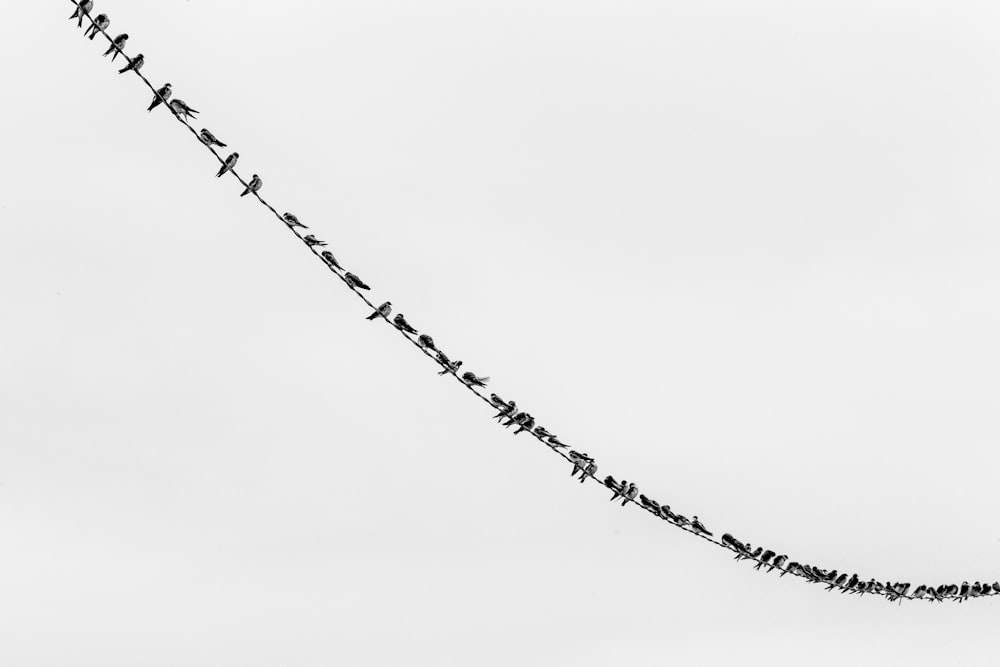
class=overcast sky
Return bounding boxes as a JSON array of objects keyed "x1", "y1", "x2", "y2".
[{"x1": 3, "y1": 0, "x2": 1000, "y2": 664}]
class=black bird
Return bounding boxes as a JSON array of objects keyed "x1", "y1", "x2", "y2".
[
  {"x1": 85, "y1": 13, "x2": 109, "y2": 40},
  {"x1": 417, "y1": 334, "x2": 436, "y2": 351},
  {"x1": 393, "y1": 313, "x2": 418, "y2": 334},
  {"x1": 514, "y1": 415, "x2": 535, "y2": 434},
  {"x1": 118, "y1": 54, "x2": 144, "y2": 74},
  {"x1": 690, "y1": 516, "x2": 712, "y2": 536},
  {"x1": 344, "y1": 272, "x2": 370, "y2": 290},
  {"x1": 147, "y1": 83, "x2": 172, "y2": 112},
  {"x1": 69, "y1": 0, "x2": 94, "y2": 28},
  {"x1": 320, "y1": 251, "x2": 343, "y2": 270},
  {"x1": 767, "y1": 554, "x2": 787, "y2": 573},
  {"x1": 102, "y1": 33, "x2": 128, "y2": 60},
  {"x1": 754, "y1": 550, "x2": 775, "y2": 571},
  {"x1": 779, "y1": 561, "x2": 799, "y2": 578},
  {"x1": 609, "y1": 479, "x2": 627, "y2": 502}
]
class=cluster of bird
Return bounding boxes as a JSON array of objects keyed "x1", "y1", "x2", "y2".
[{"x1": 69, "y1": 0, "x2": 999, "y2": 605}]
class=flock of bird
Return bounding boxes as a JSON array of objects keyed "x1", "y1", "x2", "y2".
[{"x1": 67, "y1": 0, "x2": 999, "y2": 605}]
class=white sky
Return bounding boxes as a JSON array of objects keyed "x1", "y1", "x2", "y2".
[{"x1": 3, "y1": 0, "x2": 1000, "y2": 664}]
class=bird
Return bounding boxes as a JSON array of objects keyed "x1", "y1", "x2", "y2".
[
  {"x1": 393, "y1": 314, "x2": 418, "y2": 334},
  {"x1": 102, "y1": 33, "x2": 127, "y2": 59},
  {"x1": 282, "y1": 212, "x2": 307, "y2": 229},
  {"x1": 827, "y1": 573, "x2": 848, "y2": 591},
  {"x1": 436, "y1": 352, "x2": 462, "y2": 376},
  {"x1": 746, "y1": 547, "x2": 763, "y2": 561},
  {"x1": 603, "y1": 475, "x2": 618, "y2": 490},
  {"x1": 959, "y1": 581, "x2": 970, "y2": 601},
  {"x1": 240, "y1": 174, "x2": 262, "y2": 197},
  {"x1": 533, "y1": 426, "x2": 556, "y2": 440},
  {"x1": 514, "y1": 415, "x2": 535, "y2": 435},
  {"x1": 581, "y1": 461, "x2": 597, "y2": 483},
  {"x1": 417, "y1": 334, "x2": 437, "y2": 351},
  {"x1": 721, "y1": 533, "x2": 736, "y2": 547},
  {"x1": 503, "y1": 411, "x2": 528, "y2": 429},
  {"x1": 993, "y1": 582, "x2": 1000, "y2": 594},
  {"x1": 169, "y1": 99, "x2": 199, "y2": 120},
  {"x1": 570, "y1": 455, "x2": 588, "y2": 478},
  {"x1": 690, "y1": 516, "x2": 712, "y2": 536},
  {"x1": 913, "y1": 585, "x2": 927, "y2": 599},
  {"x1": 69, "y1": 0, "x2": 94, "y2": 28},
  {"x1": 779, "y1": 562, "x2": 799, "y2": 578},
  {"x1": 216, "y1": 152, "x2": 238, "y2": 177},
  {"x1": 621, "y1": 482, "x2": 638, "y2": 506},
  {"x1": 118, "y1": 53, "x2": 143, "y2": 74},
  {"x1": 344, "y1": 272, "x2": 370, "y2": 290},
  {"x1": 639, "y1": 494, "x2": 660, "y2": 512},
  {"x1": 768, "y1": 554, "x2": 788, "y2": 573},
  {"x1": 302, "y1": 235, "x2": 327, "y2": 248},
  {"x1": 492, "y1": 397, "x2": 514, "y2": 418},
  {"x1": 147, "y1": 83, "x2": 172, "y2": 111},
  {"x1": 754, "y1": 550, "x2": 775, "y2": 571},
  {"x1": 462, "y1": 372, "x2": 489, "y2": 387},
  {"x1": 318, "y1": 251, "x2": 342, "y2": 270},
  {"x1": 546, "y1": 436, "x2": 568, "y2": 448},
  {"x1": 609, "y1": 479, "x2": 627, "y2": 502},
  {"x1": 367, "y1": 302, "x2": 391, "y2": 321},
  {"x1": 199, "y1": 129, "x2": 226, "y2": 148},
  {"x1": 659, "y1": 504, "x2": 679, "y2": 523},
  {"x1": 672, "y1": 512, "x2": 691, "y2": 527},
  {"x1": 85, "y1": 13, "x2": 109, "y2": 40}
]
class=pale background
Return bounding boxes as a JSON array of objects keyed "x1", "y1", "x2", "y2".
[{"x1": 2, "y1": 1, "x2": 999, "y2": 664}]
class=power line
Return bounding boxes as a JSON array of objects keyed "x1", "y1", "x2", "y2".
[{"x1": 63, "y1": 0, "x2": 998, "y2": 604}]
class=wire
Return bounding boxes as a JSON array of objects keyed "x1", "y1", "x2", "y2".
[{"x1": 63, "y1": 0, "x2": 999, "y2": 605}]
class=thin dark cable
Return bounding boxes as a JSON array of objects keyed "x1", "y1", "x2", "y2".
[{"x1": 64, "y1": 0, "x2": 999, "y2": 605}]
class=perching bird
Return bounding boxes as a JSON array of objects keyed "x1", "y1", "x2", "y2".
[
  {"x1": 282, "y1": 212, "x2": 307, "y2": 229},
  {"x1": 659, "y1": 504, "x2": 679, "y2": 523},
  {"x1": 85, "y1": 14, "x2": 109, "y2": 40},
  {"x1": 570, "y1": 455, "x2": 587, "y2": 478},
  {"x1": 417, "y1": 334, "x2": 436, "y2": 351},
  {"x1": 621, "y1": 482, "x2": 638, "y2": 506},
  {"x1": 534, "y1": 426, "x2": 556, "y2": 440},
  {"x1": 344, "y1": 272, "x2": 370, "y2": 290},
  {"x1": 147, "y1": 83, "x2": 172, "y2": 112},
  {"x1": 828, "y1": 573, "x2": 848, "y2": 591},
  {"x1": 69, "y1": 0, "x2": 94, "y2": 28},
  {"x1": 436, "y1": 352, "x2": 462, "y2": 376},
  {"x1": 102, "y1": 33, "x2": 127, "y2": 59},
  {"x1": 779, "y1": 562, "x2": 798, "y2": 578},
  {"x1": 581, "y1": 461, "x2": 597, "y2": 483},
  {"x1": 489, "y1": 394, "x2": 508, "y2": 409},
  {"x1": 639, "y1": 494, "x2": 659, "y2": 512},
  {"x1": 993, "y1": 582, "x2": 1000, "y2": 594},
  {"x1": 320, "y1": 251, "x2": 342, "y2": 270},
  {"x1": 672, "y1": 512, "x2": 691, "y2": 527},
  {"x1": 169, "y1": 99, "x2": 199, "y2": 120},
  {"x1": 240, "y1": 174, "x2": 262, "y2": 197},
  {"x1": 393, "y1": 314, "x2": 418, "y2": 334},
  {"x1": 546, "y1": 435, "x2": 568, "y2": 448},
  {"x1": 462, "y1": 372, "x2": 489, "y2": 387},
  {"x1": 603, "y1": 475, "x2": 618, "y2": 491},
  {"x1": 199, "y1": 129, "x2": 226, "y2": 148},
  {"x1": 216, "y1": 152, "x2": 238, "y2": 177},
  {"x1": 690, "y1": 516, "x2": 712, "y2": 536},
  {"x1": 302, "y1": 235, "x2": 326, "y2": 248},
  {"x1": 367, "y1": 302, "x2": 391, "y2": 320},
  {"x1": 118, "y1": 53, "x2": 143, "y2": 74},
  {"x1": 753, "y1": 550, "x2": 775, "y2": 571},
  {"x1": 768, "y1": 554, "x2": 788, "y2": 573},
  {"x1": 514, "y1": 415, "x2": 535, "y2": 435},
  {"x1": 491, "y1": 396, "x2": 514, "y2": 417},
  {"x1": 504, "y1": 411, "x2": 528, "y2": 429},
  {"x1": 609, "y1": 480, "x2": 627, "y2": 502}
]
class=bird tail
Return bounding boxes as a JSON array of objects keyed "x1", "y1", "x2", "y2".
[
  {"x1": 216, "y1": 165, "x2": 227, "y2": 177},
  {"x1": 88, "y1": 30, "x2": 98, "y2": 40},
  {"x1": 216, "y1": 141, "x2": 227, "y2": 147},
  {"x1": 478, "y1": 376, "x2": 490, "y2": 384},
  {"x1": 118, "y1": 63, "x2": 131, "y2": 73},
  {"x1": 69, "y1": 9, "x2": 78, "y2": 20},
  {"x1": 366, "y1": 313, "x2": 380, "y2": 320},
  {"x1": 437, "y1": 368, "x2": 451, "y2": 376},
  {"x1": 147, "y1": 101, "x2": 157, "y2": 111},
  {"x1": 103, "y1": 46, "x2": 113, "y2": 56},
  {"x1": 240, "y1": 188, "x2": 250, "y2": 197}
]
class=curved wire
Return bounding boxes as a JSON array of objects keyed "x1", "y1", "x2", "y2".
[{"x1": 63, "y1": 0, "x2": 1000, "y2": 605}]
